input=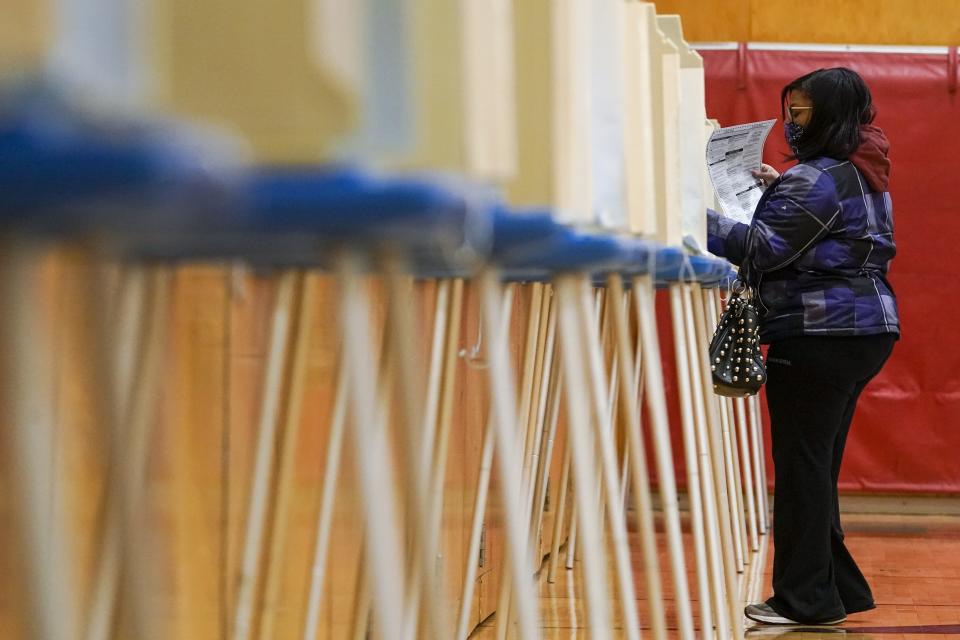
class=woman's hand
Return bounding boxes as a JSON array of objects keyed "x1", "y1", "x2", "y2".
[{"x1": 752, "y1": 163, "x2": 780, "y2": 188}]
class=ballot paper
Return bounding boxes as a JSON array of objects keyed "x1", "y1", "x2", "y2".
[{"x1": 706, "y1": 119, "x2": 777, "y2": 224}]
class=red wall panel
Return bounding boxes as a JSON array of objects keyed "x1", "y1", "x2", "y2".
[{"x1": 696, "y1": 47, "x2": 960, "y2": 493}]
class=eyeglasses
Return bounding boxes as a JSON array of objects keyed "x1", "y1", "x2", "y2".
[{"x1": 787, "y1": 106, "x2": 813, "y2": 121}]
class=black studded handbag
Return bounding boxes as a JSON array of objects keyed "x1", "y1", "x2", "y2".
[{"x1": 709, "y1": 280, "x2": 766, "y2": 397}]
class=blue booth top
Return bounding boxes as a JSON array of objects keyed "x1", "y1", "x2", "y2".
[
  {"x1": 0, "y1": 82, "x2": 241, "y2": 237},
  {"x1": 0, "y1": 81, "x2": 735, "y2": 286}
]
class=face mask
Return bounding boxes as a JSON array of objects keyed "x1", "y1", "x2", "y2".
[{"x1": 784, "y1": 121, "x2": 805, "y2": 151}]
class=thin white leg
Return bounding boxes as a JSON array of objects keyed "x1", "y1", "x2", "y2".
[
  {"x1": 0, "y1": 245, "x2": 81, "y2": 640},
  {"x1": 454, "y1": 414, "x2": 496, "y2": 640},
  {"x1": 301, "y1": 355, "x2": 349, "y2": 640},
  {"x1": 565, "y1": 509, "x2": 577, "y2": 571},
  {"x1": 713, "y1": 288, "x2": 759, "y2": 554},
  {"x1": 683, "y1": 284, "x2": 740, "y2": 640},
  {"x1": 382, "y1": 266, "x2": 450, "y2": 640},
  {"x1": 521, "y1": 284, "x2": 550, "y2": 468},
  {"x1": 724, "y1": 394, "x2": 750, "y2": 567},
  {"x1": 412, "y1": 277, "x2": 452, "y2": 606},
  {"x1": 576, "y1": 275, "x2": 640, "y2": 640},
  {"x1": 530, "y1": 353, "x2": 562, "y2": 555},
  {"x1": 495, "y1": 283, "x2": 546, "y2": 640},
  {"x1": 667, "y1": 283, "x2": 715, "y2": 640},
  {"x1": 478, "y1": 271, "x2": 540, "y2": 640},
  {"x1": 749, "y1": 395, "x2": 769, "y2": 535},
  {"x1": 422, "y1": 277, "x2": 465, "y2": 630},
  {"x1": 682, "y1": 283, "x2": 732, "y2": 638},
  {"x1": 518, "y1": 284, "x2": 546, "y2": 455},
  {"x1": 428, "y1": 279, "x2": 466, "y2": 546},
  {"x1": 117, "y1": 268, "x2": 170, "y2": 640},
  {"x1": 633, "y1": 275, "x2": 695, "y2": 640},
  {"x1": 607, "y1": 274, "x2": 667, "y2": 640},
  {"x1": 454, "y1": 285, "x2": 514, "y2": 640},
  {"x1": 232, "y1": 271, "x2": 299, "y2": 640},
  {"x1": 85, "y1": 265, "x2": 147, "y2": 640},
  {"x1": 618, "y1": 447, "x2": 629, "y2": 515},
  {"x1": 718, "y1": 397, "x2": 746, "y2": 575},
  {"x1": 419, "y1": 280, "x2": 451, "y2": 491},
  {"x1": 554, "y1": 274, "x2": 612, "y2": 638},
  {"x1": 528, "y1": 296, "x2": 561, "y2": 549},
  {"x1": 734, "y1": 396, "x2": 759, "y2": 552},
  {"x1": 701, "y1": 289, "x2": 746, "y2": 574},
  {"x1": 548, "y1": 439, "x2": 572, "y2": 583},
  {"x1": 525, "y1": 292, "x2": 557, "y2": 533},
  {"x1": 77, "y1": 263, "x2": 166, "y2": 640},
  {"x1": 337, "y1": 254, "x2": 407, "y2": 639},
  {"x1": 260, "y1": 274, "x2": 319, "y2": 640},
  {"x1": 350, "y1": 555, "x2": 372, "y2": 640}
]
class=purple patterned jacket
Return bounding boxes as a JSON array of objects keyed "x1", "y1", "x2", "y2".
[{"x1": 708, "y1": 156, "x2": 899, "y2": 343}]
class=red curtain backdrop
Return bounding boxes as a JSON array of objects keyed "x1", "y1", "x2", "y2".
[{"x1": 656, "y1": 47, "x2": 960, "y2": 494}]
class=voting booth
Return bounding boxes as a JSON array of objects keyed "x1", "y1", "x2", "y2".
[{"x1": 0, "y1": 2, "x2": 775, "y2": 639}]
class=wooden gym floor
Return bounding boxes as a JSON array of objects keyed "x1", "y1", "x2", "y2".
[{"x1": 472, "y1": 512, "x2": 960, "y2": 639}]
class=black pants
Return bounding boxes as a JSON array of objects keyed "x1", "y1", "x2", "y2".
[{"x1": 764, "y1": 333, "x2": 896, "y2": 624}]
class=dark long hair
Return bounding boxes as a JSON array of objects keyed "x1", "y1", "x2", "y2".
[{"x1": 781, "y1": 67, "x2": 876, "y2": 162}]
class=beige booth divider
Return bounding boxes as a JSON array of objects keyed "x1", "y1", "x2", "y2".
[{"x1": 0, "y1": 1, "x2": 527, "y2": 639}]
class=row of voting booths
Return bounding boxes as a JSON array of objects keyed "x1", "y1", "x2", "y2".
[{"x1": 1, "y1": 0, "x2": 770, "y2": 639}]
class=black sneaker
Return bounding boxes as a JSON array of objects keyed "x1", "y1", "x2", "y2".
[{"x1": 744, "y1": 603, "x2": 846, "y2": 626}]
